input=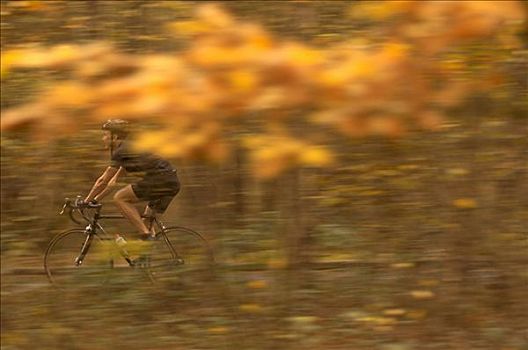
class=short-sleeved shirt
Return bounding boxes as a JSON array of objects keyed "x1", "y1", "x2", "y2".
[
  {"x1": 110, "y1": 142, "x2": 179, "y2": 212},
  {"x1": 110, "y1": 142, "x2": 175, "y2": 176}
]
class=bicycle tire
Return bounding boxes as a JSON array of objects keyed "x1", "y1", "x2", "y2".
[
  {"x1": 144, "y1": 226, "x2": 214, "y2": 286},
  {"x1": 44, "y1": 229, "x2": 114, "y2": 288}
]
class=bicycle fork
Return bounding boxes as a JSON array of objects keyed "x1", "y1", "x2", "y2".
[{"x1": 74, "y1": 231, "x2": 94, "y2": 266}]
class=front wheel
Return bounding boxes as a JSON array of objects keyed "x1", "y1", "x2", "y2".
[
  {"x1": 44, "y1": 229, "x2": 113, "y2": 289},
  {"x1": 145, "y1": 226, "x2": 214, "y2": 287}
]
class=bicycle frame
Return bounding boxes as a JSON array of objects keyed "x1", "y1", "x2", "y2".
[
  {"x1": 70, "y1": 203, "x2": 170, "y2": 267},
  {"x1": 46, "y1": 198, "x2": 210, "y2": 288}
]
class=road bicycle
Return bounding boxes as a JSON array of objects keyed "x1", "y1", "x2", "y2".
[{"x1": 44, "y1": 196, "x2": 214, "y2": 288}]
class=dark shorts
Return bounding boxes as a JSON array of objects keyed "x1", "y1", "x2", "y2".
[{"x1": 131, "y1": 171, "x2": 180, "y2": 213}]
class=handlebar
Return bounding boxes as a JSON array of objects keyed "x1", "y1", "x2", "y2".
[{"x1": 59, "y1": 196, "x2": 102, "y2": 224}]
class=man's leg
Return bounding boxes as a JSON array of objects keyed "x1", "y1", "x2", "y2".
[
  {"x1": 114, "y1": 185, "x2": 151, "y2": 238},
  {"x1": 142, "y1": 205, "x2": 156, "y2": 235}
]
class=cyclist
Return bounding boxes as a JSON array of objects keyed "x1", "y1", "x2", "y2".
[{"x1": 83, "y1": 119, "x2": 180, "y2": 240}]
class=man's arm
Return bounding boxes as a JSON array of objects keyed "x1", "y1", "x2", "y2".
[
  {"x1": 94, "y1": 167, "x2": 125, "y2": 202},
  {"x1": 84, "y1": 166, "x2": 119, "y2": 202}
]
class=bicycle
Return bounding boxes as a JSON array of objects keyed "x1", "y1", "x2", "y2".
[{"x1": 44, "y1": 196, "x2": 214, "y2": 289}]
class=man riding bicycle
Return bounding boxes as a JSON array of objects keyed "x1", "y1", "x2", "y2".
[{"x1": 83, "y1": 119, "x2": 180, "y2": 240}]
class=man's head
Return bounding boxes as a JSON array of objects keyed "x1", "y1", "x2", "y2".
[{"x1": 102, "y1": 119, "x2": 129, "y2": 150}]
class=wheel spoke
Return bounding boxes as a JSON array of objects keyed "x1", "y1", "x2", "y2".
[
  {"x1": 145, "y1": 227, "x2": 214, "y2": 286},
  {"x1": 44, "y1": 229, "x2": 113, "y2": 289}
]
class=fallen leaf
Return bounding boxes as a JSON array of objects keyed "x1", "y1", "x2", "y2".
[
  {"x1": 453, "y1": 198, "x2": 477, "y2": 209},
  {"x1": 247, "y1": 280, "x2": 268, "y2": 289},
  {"x1": 407, "y1": 309, "x2": 428, "y2": 319},
  {"x1": 239, "y1": 304, "x2": 264, "y2": 313},
  {"x1": 383, "y1": 309, "x2": 406, "y2": 316},
  {"x1": 410, "y1": 290, "x2": 435, "y2": 299},
  {"x1": 391, "y1": 262, "x2": 415, "y2": 269},
  {"x1": 208, "y1": 326, "x2": 229, "y2": 334}
]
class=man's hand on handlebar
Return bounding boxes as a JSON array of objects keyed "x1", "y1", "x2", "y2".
[
  {"x1": 60, "y1": 196, "x2": 101, "y2": 213},
  {"x1": 60, "y1": 196, "x2": 102, "y2": 224}
]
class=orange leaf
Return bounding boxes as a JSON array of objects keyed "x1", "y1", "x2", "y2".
[{"x1": 453, "y1": 198, "x2": 477, "y2": 209}]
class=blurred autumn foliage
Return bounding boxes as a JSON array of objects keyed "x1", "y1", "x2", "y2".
[
  {"x1": 2, "y1": 1, "x2": 525, "y2": 177},
  {"x1": 1, "y1": 1, "x2": 527, "y2": 350}
]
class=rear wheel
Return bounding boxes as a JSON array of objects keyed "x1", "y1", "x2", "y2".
[
  {"x1": 44, "y1": 229, "x2": 114, "y2": 289},
  {"x1": 145, "y1": 226, "x2": 214, "y2": 288}
]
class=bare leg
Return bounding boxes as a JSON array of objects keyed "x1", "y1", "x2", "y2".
[
  {"x1": 114, "y1": 185, "x2": 151, "y2": 237},
  {"x1": 142, "y1": 206, "x2": 156, "y2": 235}
]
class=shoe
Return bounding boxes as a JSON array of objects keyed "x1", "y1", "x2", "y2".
[{"x1": 139, "y1": 234, "x2": 156, "y2": 241}]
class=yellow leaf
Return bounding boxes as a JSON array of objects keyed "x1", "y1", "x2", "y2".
[
  {"x1": 208, "y1": 326, "x2": 229, "y2": 334},
  {"x1": 300, "y1": 147, "x2": 334, "y2": 167},
  {"x1": 391, "y1": 262, "x2": 415, "y2": 269},
  {"x1": 357, "y1": 316, "x2": 396, "y2": 325},
  {"x1": 446, "y1": 168, "x2": 469, "y2": 176},
  {"x1": 10, "y1": 1, "x2": 48, "y2": 11},
  {"x1": 367, "y1": 117, "x2": 404, "y2": 137},
  {"x1": 310, "y1": 110, "x2": 346, "y2": 126},
  {"x1": 129, "y1": 93, "x2": 170, "y2": 115},
  {"x1": 317, "y1": 253, "x2": 356, "y2": 263},
  {"x1": 407, "y1": 309, "x2": 428, "y2": 320},
  {"x1": 375, "y1": 317, "x2": 396, "y2": 326},
  {"x1": 381, "y1": 42, "x2": 409, "y2": 62},
  {"x1": 133, "y1": 131, "x2": 171, "y2": 152},
  {"x1": 463, "y1": 1, "x2": 525, "y2": 21},
  {"x1": 252, "y1": 146, "x2": 280, "y2": 162},
  {"x1": 206, "y1": 140, "x2": 230, "y2": 163},
  {"x1": 0, "y1": 105, "x2": 43, "y2": 131},
  {"x1": 383, "y1": 309, "x2": 406, "y2": 316},
  {"x1": 254, "y1": 160, "x2": 289, "y2": 179},
  {"x1": 418, "y1": 279, "x2": 440, "y2": 287},
  {"x1": 351, "y1": 2, "x2": 399, "y2": 20},
  {"x1": 418, "y1": 111, "x2": 443, "y2": 130},
  {"x1": 184, "y1": 132, "x2": 210, "y2": 148},
  {"x1": 361, "y1": 190, "x2": 385, "y2": 197},
  {"x1": 242, "y1": 135, "x2": 265, "y2": 149},
  {"x1": 247, "y1": 280, "x2": 268, "y2": 289},
  {"x1": 167, "y1": 20, "x2": 211, "y2": 36},
  {"x1": 398, "y1": 164, "x2": 419, "y2": 170},
  {"x1": 239, "y1": 304, "x2": 264, "y2": 313},
  {"x1": 244, "y1": 24, "x2": 273, "y2": 50},
  {"x1": 1, "y1": 50, "x2": 22, "y2": 77},
  {"x1": 46, "y1": 83, "x2": 93, "y2": 107},
  {"x1": 228, "y1": 69, "x2": 257, "y2": 93},
  {"x1": 440, "y1": 60, "x2": 464, "y2": 73},
  {"x1": 288, "y1": 316, "x2": 319, "y2": 324},
  {"x1": 374, "y1": 325, "x2": 394, "y2": 332},
  {"x1": 338, "y1": 116, "x2": 369, "y2": 137},
  {"x1": 410, "y1": 290, "x2": 435, "y2": 299},
  {"x1": 453, "y1": 198, "x2": 477, "y2": 209},
  {"x1": 348, "y1": 58, "x2": 376, "y2": 79},
  {"x1": 357, "y1": 316, "x2": 377, "y2": 323},
  {"x1": 267, "y1": 257, "x2": 288, "y2": 269},
  {"x1": 283, "y1": 43, "x2": 324, "y2": 67},
  {"x1": 49, "y1": 44, "x2": 79, "y2": 65},
  {"x1": 248, "y1": 88, "x2": 285, "y2": 111},
  {"x1": 157, "y1": 143, "x2": 185, "y2": 157},
  {"x1": 319, "y1": 67, "x2": 349, "y2": 87},
  {"x1": 196, "y1": 3, "x2": 234, "y2": 28}
]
